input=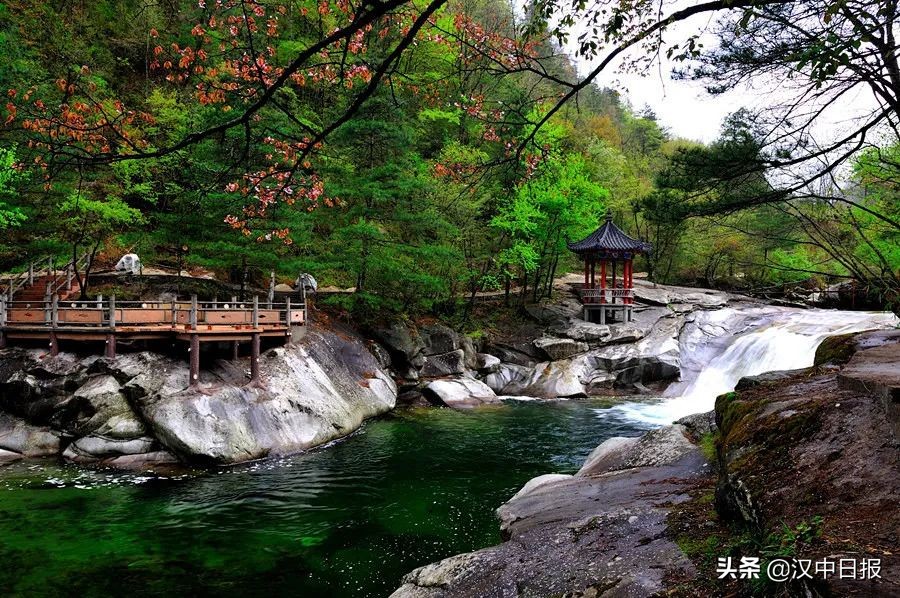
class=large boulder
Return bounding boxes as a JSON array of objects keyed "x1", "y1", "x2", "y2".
[
  {"x1": 134, "y1": 327, "x2": 396, "y2": 463},
  {"x1": 420, "y1": 323, "x2": 460, "y2": 356},
  {"x1": 0, "y1": 413, "x2": 60, "y2": 457},
  {"x1": 474, "y1": 352, "x2": 501, "y2": 374},
  {"x1": 532, "y1": 337, "x2": 589, "y2": 361},
  {"x1": 370, "y1": 321, "x2": 426, "y2": 373},
  {"x1": 577, "y1": 425, "x2": 695, "y2": 476},
  {"x1": 423, "y1": 377, "x2": 498, "y2": 408},
  {"x1": 52, "y1": 374, "x2": 147, "y2": 438},
  {"x1": 63, "y1": 434, "x2": 157, "y2": 462},
  {"x1": 420, "y1": 349, "x2": 466, "y2": 377}
]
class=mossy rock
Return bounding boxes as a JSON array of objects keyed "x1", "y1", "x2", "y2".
[{"x1": 813, "y1": 333, "x2": 858, "y2": 366}]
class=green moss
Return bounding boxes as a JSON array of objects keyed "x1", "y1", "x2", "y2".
[
  {"x1": 699, "y1": 431, "x2": 719, "y2": 462},
  {"x1": 813, "y1": 333, "x2": 857, "y2": 366}
]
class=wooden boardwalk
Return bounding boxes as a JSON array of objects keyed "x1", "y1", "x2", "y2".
[{"x1": 1, "y1": 257, "x2": 306, "y2": 385}]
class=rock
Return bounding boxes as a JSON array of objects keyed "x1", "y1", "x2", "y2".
[
  {"x1": 713, "y1": 348, "x2": 900, "y2": 595},
  {"x1": 105, "y1": 451, "x2": 180, "y2": 470},
  {"x1": 674, "y1": 410, "x2": 717, "y2": 439},
  {"x1": 368, "y1": 341, "x2": 393, "y2": 370},
  {"x1": 371, "y1": 321, "x2": 426, "y2": 370},
  {"x1": 0, "y1": 448, "x2": 23, "y2": 463},
  {"x1": 394, "y1": 445, "x2": 706, "y2": 597},
  {"x1": 484, "y1": 360, "x2": 589, "y2": 398},
  {"x1": 735, "y1": 368, "x2": 811, "y2": 390},
  {"x1": 94, "y1": 413, "x2": 147, "y2": 440},
  {"x1": 420, "y1": 324, "x2": 460, "y2": 356},
  {"x1": 53, "y1": 374, "x2": 146, "y2": 438},
  {"x1": 474, "y1": 353, "x2": 500, "y2": 374},
  {"x1": 273, "y1": 283, "x2": 294, "y2": 292},
  {"x1": 420, "y1": 349, "x2": 466, "y2": 377},
  {"x1": 506, "y1": 473, "x2": 572, "y2": 502},
  {"x1": 136, "y1": 327, "x2": 396, "y2": 463},
  {"x1": 576, "y1": 436, "x2": 639, "y2": 476},
  {"x1": 483, "y1": 342, "x2": 539, "y2": 367},
  {"x1": 532, "y1": 337, "x2": 589, "y2": 361},
  {"x1": 63, "y1": 435, "x2": 156, "y2": 461},
  {"x1": 552, "y1": 320, "x2": 610, "y2": 343},
  {"x1": 483, "y1": 363, "x2": 530, "y2": 394},
  {"x1": 422, "y1": 377, "x2": 498, "y2": 408},
  {"x1": 0, "y1": 413, "x2": 60, "y2": 457},
  {"x1": 578, "y1": 425, "x2": 695, "y2": 476},
  {"x1": 459, "y1": 335, "x2": 479, "y2": 370}
]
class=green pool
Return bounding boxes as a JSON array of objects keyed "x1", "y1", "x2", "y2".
[{"x1": 0, "y1": 400, "x2": 653, "y2": 597}]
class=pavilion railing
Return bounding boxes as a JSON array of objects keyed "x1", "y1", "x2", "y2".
[{"x1": 578, "y1": 286, "x2": 634, "y2": 305}]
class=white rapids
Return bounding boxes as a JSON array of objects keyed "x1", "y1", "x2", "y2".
[{"x1": 598, "y1": 306, "x2": 899, "y2": 427}]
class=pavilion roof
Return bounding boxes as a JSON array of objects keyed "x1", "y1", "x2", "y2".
[{"x1": 567, "y1": 212, "x2": 652, "y2": 254}]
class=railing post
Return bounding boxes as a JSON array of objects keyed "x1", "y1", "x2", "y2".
[
  {"x1": 268, "y1": 271, "x2": 275, "y2": 309},
  {"x1": 49, "y1": 294, "x2": 59, "y2": 356},
  {"x1": 284, "y1": 297, "x2": 292, "y2": 346},
  {"x1": 108, "y1": 295, "x2": 116, "y2": 330},
  {"x1": 190, "y1": 294, "x2": 198, "y2": 330},
  {"x1": 252, "y1": 295, "x2": 259, "y2": 328},
  {"x1": 170, "y1": 301, "x2": 177, "y2": 329},
  {"x1": 0, "y1": 297, "x2": 7, "y2": 349}
]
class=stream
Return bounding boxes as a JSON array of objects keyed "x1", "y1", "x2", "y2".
[{"x1": 0, "y1": 307, "x2": 895, "y2": 596}]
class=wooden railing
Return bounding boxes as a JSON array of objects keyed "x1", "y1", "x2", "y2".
[
  {"x1": 1, "y1": 253, "x2": 91, "y2": 301},
  {"x1": 579, "y1": 286, "x2": 634, "y2": 305},
  {"x1": 0, "y1": 294, "x2": 306, "y2": 331}
]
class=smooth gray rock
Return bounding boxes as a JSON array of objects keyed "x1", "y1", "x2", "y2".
[
  {"x1": 0, "y1": 448, "x2": 23, "y2": 463},
  {"x1": 393, "y1": 448, "x2": 706, "y2": 598},
  {"x1": 63, "y1": 435, "x2": 156, "y2": 461},
  {"x1": 55, "y1": 374, "x2": 146, "y2": 438},
  {"x1": 136, "y1": 328, "x2": 396, "y2": 463},
  {"x1": 532, "y1": 337, "x2": 589, "y2": 361},
  {"x1": 423, "y1": 377, "x2": 498, "y2": 408},
  {"x1": 578, "y1": 424, "x2": 695, "y2": 476},
  {"x1": 675, "y1": 410, "x2": 717, "y2": 439},
  {"x1": 105, "y1": 451, "x2": 180, "y2": 469},
  {"x1": 421, "y1": 350, "x2": 466, "y2": 377},
  {"x1": 0, "y1": 413, "x2": 60, "y2": 457},
  {"x1": 474, "y1": 353, "x2": 501, "y2": 374}
]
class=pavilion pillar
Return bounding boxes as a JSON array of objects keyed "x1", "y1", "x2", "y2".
[
  {"x1": 589, "y1": 259, "x2": 595, "y2": 288},
  {"x1": 105, "y1": 333, "x2": 116, "y2": 359},
  {"x1": 232, "y1": 340, "x2": 240, "y2": 361},
  {"x1": 189, "y1": 333, "x2": 200, "y2": 386},
  {"x1": 600, "y1": 260, "x2": 607, "y2": 303},
  {"x1": 0, "y1": 331, "x2": 6, "y2": 350},
  {"x1": 583, "y1": 258, "x2": 589, "y2": 288},
  {"x1": 612, "y1": 260, "x2": 617, "y2": 303}
]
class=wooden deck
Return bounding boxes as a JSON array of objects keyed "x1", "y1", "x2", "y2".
[{"x1": 0, "y1": 294, "x2": 306, "y2": 386}]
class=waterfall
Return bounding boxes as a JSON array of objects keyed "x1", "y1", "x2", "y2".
[{"x1": 598, "y1": 307, "x2": 899, "y2": 427}]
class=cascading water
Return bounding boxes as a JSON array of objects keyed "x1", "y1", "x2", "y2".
[{"x1": 599, "y1": 306, "x2": 899, "y2": 426}]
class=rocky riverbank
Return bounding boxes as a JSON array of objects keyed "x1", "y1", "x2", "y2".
[
  {"x1": 0, "y1": 277, "x2": 894, "y2": 471},
  {"x1": 0, "y1": 321, "x2": 395, "y2": 467},
  {"x1": 391, "y1": 328, "x2": 900, "y2": 597}
]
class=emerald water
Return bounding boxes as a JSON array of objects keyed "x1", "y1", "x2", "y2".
[{"x1": 0, "y1": 399, "x2": 652, "y2": 597}]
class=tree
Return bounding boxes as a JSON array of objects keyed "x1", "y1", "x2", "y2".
[{"x1": 56, "y1": 193, "x2": 144, "y2": 298}]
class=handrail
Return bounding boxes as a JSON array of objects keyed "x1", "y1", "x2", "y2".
[
  {"x1": 48, "y1": 252, "x2": 91, "y2": 297},
  {"x1": 1, "y1": 255, "x2": 56, "y2": 300},
  {"x1": 1, "y1": 295, "x2": 307, "y2": 330}
]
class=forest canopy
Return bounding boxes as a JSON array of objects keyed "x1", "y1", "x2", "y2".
[{"x1": 0, "y1": 0, "x2": 897, "y2": 315}]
